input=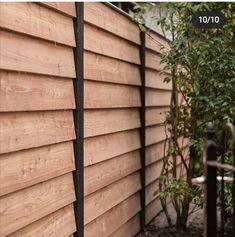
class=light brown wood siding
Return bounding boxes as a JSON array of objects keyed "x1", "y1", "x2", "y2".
[
  {"x1": 1, "y1": 3, "x2": 173, "y2": 236},
  {"x1": 145, "y1": 30, "x2": 172, "y2": 222},
  {"x1": 83, "y1": 3, "x2": 142, "y2": 237},
  {"x1": 0, "y1": 3, "x2": 77, "y2": 237}
]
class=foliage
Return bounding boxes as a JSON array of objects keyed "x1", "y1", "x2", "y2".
[
  {"x1": 155, "y1": 177, "x2": 203, "y2": 211},
  {"x1": 133, "y1": 2, "x2": 235, "y2": 230}
]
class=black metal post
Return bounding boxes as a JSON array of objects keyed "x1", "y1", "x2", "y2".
[
  {"x1": 221, "y1": 131, "x2": 226, "y2": 237},
  {"x1": 205, "y1": 122, "x2": 217, "y2": 237},
  {"x1": 139, "y1": 30, "x2": 146, "y2": 230},
  {"x1": 73, "y1": 3, "x2": 84, "y2": 237}
]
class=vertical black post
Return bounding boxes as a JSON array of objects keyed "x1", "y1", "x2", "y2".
[
  {"x1": 73, "y1": 3, "x2": 84, "y2": 237},
  {"x1": 205, "y1": 122, "x2": 217, "y2": 237},
  {"x1": 139, "y1": 30, "x2": 146, "y2": 230},
  {"x1": 221, "y1": 131, "x2": 226, "y2": 237}
]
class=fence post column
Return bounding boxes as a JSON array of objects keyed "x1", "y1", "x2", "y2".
[
  {"x1": 205, "y1": 122, "x2": 217, "y2": 237},
  {"x1": 73, "y1": 3, "x2": 84, "y2": 237}
]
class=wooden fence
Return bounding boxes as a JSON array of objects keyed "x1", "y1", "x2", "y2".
[{"x1": 0, "y1": 2, "x2": 179, "y2": 237}]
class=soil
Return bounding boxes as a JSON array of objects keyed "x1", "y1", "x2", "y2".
[{"x1": 136, "y1": 203, "x2": 233, "y2": 237}]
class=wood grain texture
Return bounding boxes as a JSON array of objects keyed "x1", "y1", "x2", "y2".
[
  {"x1": 146, "y1": 69, "x2": 172, "y2": 90},
  {"x1": 146, "y1": 88, "x2": 171, "y2": 107},
  {"x1": 84, "y1": 51, "x2": 141, "y2": 86},
  {"x1": 0, "y1": 141, "x2": 75, "y2": 196},
  {"x1": 40, "y1": 2, "x2": 76, "y2": 17},
  {"x1": 84, "y1": 193, "x2": 141, "y2": 237},
  {"x1": 110, "y1": 214, "x2": 140, "y2": 237},
  {"x1": 85, "y1": 172, "x2": 141, "y2": 224},
  {"x1": 146, "y1": 197, "x2": 161, "y2": 224},
  {"x1": 85, "y1": 80, "x2": 141, "y2": 109},
  {"x1": 146, "y1": 160, "x2": 163, "y2": 186},
  {"x1": 8, "y1": 204, "x2": 76, "y2": 237},
  {"x1": 0, "y1": 3, "x2": 75, "y2": 46},
  {"x1": 85, "y1": 108, "x2": 140, "y2": 138},
  {"x1": 146, "y1": 141, "x2": 168, "y2": 166},
  {"x1": 146, "y1": 107, "x2": 169, "y2": 127},
  {"x1": 146, "y1": 125, "x2": 168, "y2": 146},
  {"x1": 84, "y1": 3, "x2": 140, "y2": 44},
  {"x1": 85, "y1": 23, "x2": 140, "y2": 64},
  {"x1": 0, "y1": 71, "x2": 75, "y2": 112},
  {"x1": 145, "y1": 30, "x2": 169, "y2": 53},
  {"x1": 84, "y1": 150, "x2": 141, "y2": 196},
  {"x1": 0, "y1": 173, "x2": 75, "y2": 237},
  {"x1": 0, "y1": 111, "x2": 75, "y2": 154},
  {"x1": 0, "y1": 30, "x2": 75, "y2": 78},
  {"x1": 85, "y1": 129, "x2": 141, "y2": 166}
]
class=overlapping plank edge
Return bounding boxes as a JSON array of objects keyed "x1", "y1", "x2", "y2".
[
  {"x1": 84, "y1": 51, "x2": 141, "y2": 86},
  {"x1": 84, "y1": 80, "x2": 141, "y2": 109},
  {"x1": 85, "y1": 172, "x2": 141, "y2": 225},
  {"x1": 110, "y1": 213, "x2": 140, "y2": 237},
  {"x1": 84, "y1": 193, "x2": 141, "y2": 237},
  {"x1": 40, "y1": 2, "x2": 76, "y2": 17},
  {"x1": 145, "y1": 28, "x2": 170, "y2": 53},
  {"x1": 0, "y1": 71, "x2": 75, "y2": 112},
  {"x1": 85, "y1": 108, "x2": 141, "y2": 137},
  {"x1": 0, "y1": 173, "x2": 76, "y2": 237},
  {"x1": 84, "y1": 3, "x2": 140, "y2": 45},
  {"x1": 0, "y1": 141, "x2": 75, "y2": 196},
  {"x1": 0, "y1": 110, "x2": 75, "y2": 154},
  {"x1": 84, "y1": 23, "x2": 140, "y2": 65},
  {"x1": 0, "y1": 29, "x2": 75, "y2": 78},
  {"x1": 83, "y1": 4, "x2": 143, "y2": 237},
  {"x1": 0, "y1": 3, "x2": 76, "y2": 46},
  {"x1": 84, "y1": 150, "x2": 141, "y2": 196},
  {"x1": 7, "y1": 204, "x2": 76, "y2": 237},
  {"x1": 0, "y1": 3, "x2": 77, "y2": 237},
  {"x1": 84, "y1": 129, "x2": 141, "y2": 167}
]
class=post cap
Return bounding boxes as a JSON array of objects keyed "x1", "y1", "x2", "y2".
[{"x1": 206, "y1": 122, "x2": 215, "y2": 139}]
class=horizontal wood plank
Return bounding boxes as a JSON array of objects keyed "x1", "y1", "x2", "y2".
[
  {"x1": 146, "y1": 125, "x2": 168, "y2": 146},
  {"x1": 85, "y1": 150, "x2": 141, "y2": 196},
  {"x1": 0, "y1": 71, "x2": 75, "y2": 112},
  {"x1": 146, "y1": 69, "x2": 172, "y2": 90},
  {"x1": 0, "y1": 30, "x2": 75, "y2": 78},
  {"x1": 84, "y1": 193, "x2": 141, "y2": 237},
  {"x1": 146, "y1": 160, "x2": 163, "y2": 185},
  {"x1": 85, "y1": 80, "x2": 141, "y2": 109},
  {"x1": 146, "y1": 179, "x2": 159, "y2": 205},
  {"x1": 84, "y1": 51, "x2": 141, "y2": 86},
  {"x1": 40, "y1": 2, "x2": 76, "y2": 17},
  {"x1": 146, "y1": 141, "x2": 168, "y2": 166},
  {"x1": 146, "y1": 88, "x2": 171, "y2": 107},
  {"x1": 85, "y1": 108, "x2": 140, "y2": 138},
  {"x1": 145, "y1": 30, "x2": 169, "y2": 53},
  {"x1": 0, "y1": 110, "x2": 75, "y2": 154},
  {"x1": 146, "y1": 49, "x2": 165, "y2": 71},
  {"x1": 0, "y1": 3, "x2": 75, "y2": 46},
  {"x1": 146, "y1": 107, "x2": 169, "y2": 127},
  {"x1": 84, "y1": 3, "x2": 140, "y2": 44},
  {"x1": 0, "y1": 173, "x2": 75, "y2": 236},
  {"x1": 85, "y1": 172, "x2": 141, "y2": 224},
  {"x1": 110, "y1": 214, "x2": 140, "y2": 237},
  {"x1": 0, "y1": 141, "x2": 75, "y2": 196},
  {"x1": 85, "y1": 129, "x2": 141, "y2": 166},
  {"x1": 146, "y1": 197, "x2": 161, "y2": 224},
  {"x1": 8, "y1": 204, "x2": 76, "y2": 237},
  {"x1": 85, "y1": 23, "x2": 140, "y2": 64}
]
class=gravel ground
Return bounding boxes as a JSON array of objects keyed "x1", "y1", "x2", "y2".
[{"x1": 136, "y1": 203, "x2": 233, "y2": 237}]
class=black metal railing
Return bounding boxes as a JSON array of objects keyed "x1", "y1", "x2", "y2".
[{"x1": 205, "y1": 122, "x2": 235, "y2": 237}]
